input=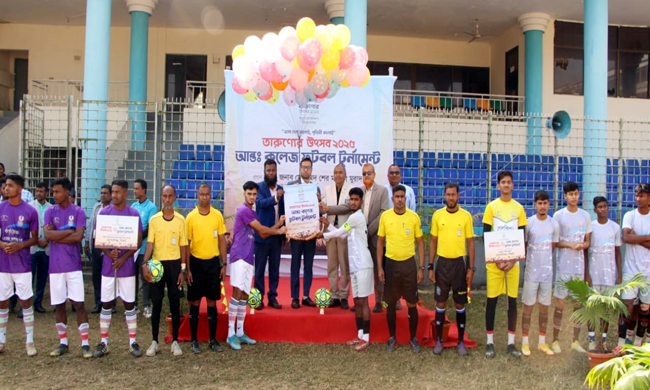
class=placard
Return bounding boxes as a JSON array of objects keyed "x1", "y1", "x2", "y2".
[
  {"x1": 483, "y1": 229, "x2": 525, "y2": 263},
  {"x1": 284, "y1": 183, "x2": 320, "y2": 240},
  {"x1": 94, "y1": 215, "x2": 140, "y2": 250}
]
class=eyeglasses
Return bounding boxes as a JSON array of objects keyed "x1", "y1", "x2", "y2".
[
  {"x1": 300, "y1": 165, "x2": 312, "y2": 170},
  {"x1": 362, "y1": 171, "x2": 374, "y2": 176},
  {"x1": 388, "y1": 171, "x2": 400, "y2": 175}
]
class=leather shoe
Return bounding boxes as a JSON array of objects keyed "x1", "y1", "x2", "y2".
[
  {"x1": 349, "y1": 305, "x2": 356, "y2": 312},
  {"x1": 329, "y1": 298, "x2": 341, "y2": 308},
  {"x1": 291, "y1": 298, "x2": 300, "y2": 309},
  {"x1": 257, "y1": 301, "x2": 265, "y2": 310},
  {"x1": 268, "y1": 300, "x2": 282, "y2": 309},
  {"x1": 340, "y1": 299, "x2": 349, "y2": 310},
  {"x1": 373, "y1": 303, "x2": 383, "y2": 313},
  {"x1": 91, "y1": 305, "x2": 101, "y2": 314},
  {"x1": 34, "y1": 305, "x2": 46, "y2": 314},
  {"x1": 302, "y1": 297, "x2": 317, "y2": 307}
]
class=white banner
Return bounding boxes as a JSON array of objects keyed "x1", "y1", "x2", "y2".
[
  {"x1": 223, "y1": 70, "x2": 395, "y2": 228},
  {"x1": 283, "y1": 183, "x2": 320, "y2": 240}
]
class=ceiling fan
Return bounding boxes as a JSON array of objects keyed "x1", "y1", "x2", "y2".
[{"x1": 464, "y1": 19, "x2": 491, "y2": 43}]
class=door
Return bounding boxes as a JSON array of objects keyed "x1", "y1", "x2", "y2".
[
  {"x1": 13, "y1": 58, "x2": 28, "y2": 111},
  {"x1": 164, "y1": 54, "x2": 207, "y2": 100},
  {"x1": 505, "y1": 46, "x2": 519, "y2": 112}
]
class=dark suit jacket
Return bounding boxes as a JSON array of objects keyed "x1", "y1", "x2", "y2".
[{"x1": 254, "y1": 181, "x2": 285, "y2": 244}]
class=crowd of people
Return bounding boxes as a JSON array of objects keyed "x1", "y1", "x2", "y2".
[{"x1": 0, "y1": 157, "x2": 649, "y2": 360}]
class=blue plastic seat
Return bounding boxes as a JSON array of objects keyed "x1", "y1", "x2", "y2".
[
  {"x1": 188, "y1": 161, "x2": 206, "y2": 180},
  {"x1": 180, "y1": 144, "x2": 195, "y2": 161},
  {"x1": 196, "y1": 144, "x2": 212, "y2": 161},
  {"x1": 172, "y1": 161, "x2": 189, "y2": 179}
]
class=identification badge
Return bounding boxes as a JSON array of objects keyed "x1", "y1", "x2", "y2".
[
  {"x1": 457, "y1": 229, "x2": 462, "y2": 237},
  {"x1": 406, "y1": 228, "x2": 411, "y2": 236},
  {"x1": 214, "y1": 229, "x2": 218, "y2": 238},
  {"x1": 171, "y1": 237, "x2": 177, "y2": 245}
]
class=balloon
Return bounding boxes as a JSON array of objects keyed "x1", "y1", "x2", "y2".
[
  {"x1": 258, "y1": 87, "x2": 273, "y2": 101},
  {"x1": 316, "y1": 97, "x2": 325, "y2": 104},
  {"x1": 339, "y1": 46, "x2": 356, "y2": 69},
  {"x1": 271, "y1": 80, "x2": 289, "y2": 91},
  {"x1": 347, "y1": 63, "x2": 367, "y2": 87},
  {"x1": 267, "y1": 88, "x2": 280, "y2": 104},
  {"x1": 320, "y1": 49, "x2": 340, "y2": 71},
  {"x1": 243, "y1": 89, "x2": 258, "y2": 101},
  {"x1": 314, "y1": 25, "x2": 333, "y2": 51},
  {"x1": 330, "y1": 68, "x2": 347, "y2": 84},
  {"x1": 275, "y1": 57, "x2": 293, "y2": 79},
  {"x1": 289, "y1": 67, "x2": 308, "y2": 90},
  {"x1": 299, "y1": 38, "x2": 322, "y2": 69},
  {"x1": 297, "y1": 52, "x2": 313, "y2": 72},
  {"x1": 310, "y1": 74, "x2": 328, "y2": 95},
  {"x1": 231, "y1": 77, "x2": 248, "y2": 94},
  {"x1": 279, "y1": 26, "x2": 297, "y2": 40},
  {"x1": 353, "y1": 46, "x2": 368, "y2": 66},
  {"x1": 327, "y1": 80, "x2": 340, "y2": 98},
  {"x1": 253, "y1": 79, "x2": 271, "y2": 96},
  {"x1": 314, "y1": 62, "x2": 326, "y2": 75},
  {"x1": 308, "y1": 68, "x2": 315, "y2": 81},
  {"x1": 262, "y1": 33, "x2": 280, "y2": 63},
  {"x1": 295, "y1": 89, "x2": 308, "y2": 106},
  {"x1": 296, "y1": 17, "x2": 316, "y2": 42},
  {"x1": 279, "y1": 35, "x2": 300, "y2": 61},
  {"x1": 259, "y1": 60, "x2": 283, "y2": 83},
  {"x1": 340, "y1": 79, "x2": 349, "y2": 88},
  {"x1": 243, "y1": 35, "x2": 262, "y2": 63},
  {"x1": 232, "y1": 44, "x2": 245, "y2": 60},
  {"x1": 303, "y1": 83, "x2": 316, "y2": 102},
  {"x1": 283, "y1": 88, "x2": 296, "y2": 106},
  {"x1": 360, "y1": 67, "x2": 371, "y2": 87},
  {"x1": 232, "y1": 55, "x2": 256, "y2": 89},
  {"x1": 316, "y1": 84, "x2": 329, "y2": 99},
  {"x1": 332, "y1": 24, "x2": 351, "y2": 50}
]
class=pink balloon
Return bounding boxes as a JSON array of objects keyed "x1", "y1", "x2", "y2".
[
  {"x1": 283, "y1": 88, "x2": 296, "y2": 106},
  {"x1": 295, "y1": 89, "x2": 308, "y2": 106},
  {"x1": 353, "y1": 46, "x2": 368, "y2": 66},
  {"x1": 297, "y1": 53, "x2": 313, "y2": 72},
  {"x1": 253, "y1": 79, "x2": 271, "y2": 96},
  {"x1": 347, "y1": 63, "x2": 367, "y2": 87},
  {"x1": 299, "y1": 38, "x2": 322, "y2": 69},
  {"x1": 259, "y1": 61, "x2": 283, "y2": 83},
  {"x1": 339, "y1": 47, "x2": 356, "y2": 69},
  {"x1": 289, "y1": 67, "x2": 308, "y2": 90},
  {"x1": 280, "y1": 35, "x2": 301, "y2": 61},
  {"x1": 259, "y1": 87, "x2": 273, "y2": 101},
  {"x1": 316, "y1": 84, "x2": 330, "y2": 99},
  {"x1": 231, "y1": 77, "x2": 248, "y2": 94},
  {"x1": 310, "y1": 74, "x2": 329, "y2": 95}
]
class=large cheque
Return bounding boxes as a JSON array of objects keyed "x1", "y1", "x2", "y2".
[
  {"x1": 483, "y1": 230, "x2": 525, "y2": 263},
  {"x1": 284, "y1": 183, "x2": 320, "y2": 240},
  {"x1": 94, "y1": 215, "x2": 140, "y2": 250}
]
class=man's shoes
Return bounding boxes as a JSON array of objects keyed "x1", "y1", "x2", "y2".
[
  {"x1": 227, "y1": 335, "x2": 241, "y2": 351},
  {"x1": 433, "y1": 340, "x2": 444, "y2": 355},
  {"x1": 208, "y1": 339, "x2": 223, "y2": 352},
  {"x1": 522, "y1": 343, "x2": 531, "y2": 356},
  {"x1": 130, "y1": 342, "x2": 142, "y2": 357},
  {"x1": 93, "y1": 342, "x2": 109, "y2": 358},
  {"x1": 171, "y1": 340, "x2": 183, "y2": 356},
  {"x1": 291, "y1": 298, "x2": 300, "y2": 309},
  {"x1": 146, "y1": 340, "x2": 159, "y2": 357},
  {"x1": 91, "y1": 305, "x2": 101, "y2": 314},
  {"x1": 507, "y1": 344, "x2": 522, "y2": 358},
  {"x1": 329, "y1": 298, "x2": 341, "y2": 308},
  {"x1": 50, "y1": 343, "x2": 69, "y2": 357},
  {"x1": 26, "y1": 342, "x2": 37, "y2": 357},
  {"x1": 238, "y1": 334, "x2": 257, "y2": 345},
  {"x1": 485, "y1": 343, "x2": 495, "y2": 358},
  {"x1": 191, "y1": 340, "x2": 202, "y2": 354},
  {"x1": 571, "y1": 340, "x2": 586, "y2": 353},
  {"x1": 257, "y1": 301, "x2": 265, "y2": 310},
  {"x1": 143, "y1": 306, "x2": 152, "y2": 319},
  {"x1": 373, "y1": 303, "x2": 383, "y2": 313},
  {"x1": 354, "y1": 340, "x2": 370, "y2": 352},
  {"x1": 0, "y1": 343, "x2": 5, "y2": 353},
  {"x1": 552, "y1": 340, "x2": 562, "y2": 354},
  {"x1": 409, "y1": 337, "x2": 421, "y2": 353},
  {"x1": 538, "y1": 343, "x2": 555, "y2": 355},
  {"x1": 349, "y1": 305, "x2": 356, "y2": 312},
  {"x1": 302, "y1": 297, "x2": 317, "y2": 307},
  {"x1": 396, "y1": 300, "x2": 402, "y2": 310},
  {"x1": 111, "y1": 306, "x2": 117, "y2": 314},
  {"x1": 81, "y1": 345, "x2": 92, "y2": 359},
  {"x1": 457, "y1": 342, "x2": 468, "y2": 357},
  {"x1": 34, "y1": 305, "x2": 46, "y2": 314},
  {"x1": 17, "y1": 309, "x2": 23, "y2": 319},
  {"x1": 341, "y1": 299, "x2": 349, "y2": 310},
  {"x1": 346, "y1": 338, "x2": 361, "y2": 346},
  {"x1": 386, "y1": 336, "x2": 397, "y2": 352},
  {"x1": 268, "y1": 300, "x2": 282, "y2": 309}
]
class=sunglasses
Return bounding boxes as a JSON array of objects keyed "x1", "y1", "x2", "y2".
[{"x1": 362, "y1": 171, "x2": 374, "y2": 176}]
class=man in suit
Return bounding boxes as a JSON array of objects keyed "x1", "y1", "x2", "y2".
[
  {"x1": 254, "y1": 159, "x2": 285, "y2": 310},
  {"x1": 29, "y1": 182, "x2": 52, "y2": 313},
  {"x1": 322, "y1": 165, "x2": 352, "y2": 310},
  {"x1": 287, "y1": 157, "x2": 320, "y2": 309},
  {"x1": 323, "y1": 163, "x2": 389, "y2": 312}
]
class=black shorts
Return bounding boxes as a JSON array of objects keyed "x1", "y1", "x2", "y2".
[
  {"x1": 384, "y1": 257, "x2": 418, "y2": 305},
  {"x1": 435, "y1": 256, "x2": 468, "y2": 304},
  {"x1": 187, "y1": 255, "x2": 222, "y2": 302},
  {"x1": 149, "y1": 259, "x2": 184, "y2": 301}
]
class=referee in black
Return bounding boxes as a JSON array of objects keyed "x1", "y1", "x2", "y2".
[{"x1": 428, "y1": 183, "x2": 475, "y2": 356}]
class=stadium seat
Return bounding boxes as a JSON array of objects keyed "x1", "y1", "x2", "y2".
[
  {"x1": 166, "y1": 179, "x2": 186, "y2": 198},
  {"x1": 180, "y1": 144, "x2": 195, "y2": 161},
  {"x1": 512, "y1": 154, "x2": 526, "y2": 172},
  {"x1": 452, "y1": 153, "x2": 466, "y2": 169},
  {"x1": 177, "y1": 199, "x2": 196, "y2": 210},
  {"x1": 172, "y1": 161, "x2": 189, "y2": 179},
  {"x1": 642, "y1": 160, "x2": 650, "y2": 175},
  {"x1": 437, "y1": 152, "x2": 452, "y2": 169},
  {"x1": 541, "y1": 155, "x2": 554, "y2": 172},
  {"x1": 526, "y1": 155, "x2": 542, "y2": 172},
  {"x1": 188, "y1": 161, "x2": 206, "y2": 180},
  {"x1": 186, "y1": 181, "x2": 200, "y2": 199},
  {"x1": 196, "y1": 144, "x2": 212, "y2": 161},
  {"x1": 213, "y1": 144, "x2": 224, "y2": 152},
  {"x1": 558, "y1": 156, "x2": 570, "y2": 172}
]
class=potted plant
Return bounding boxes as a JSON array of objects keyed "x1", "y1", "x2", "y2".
[
  {"x1": 565, "y1": 273, "x2": 648, "y2": 369},
  {"x1": 584, "y1": 343, "x2": 650, "y2": 389}
]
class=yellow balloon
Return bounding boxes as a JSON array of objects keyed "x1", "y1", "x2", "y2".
[
  {"x1": 267, "y1": 88, "x2": 280, "y2": 104},
  {"x1": 332, "y1": 25, "x2": 351, "y2": 50},
  {"x1": 321, "y1": 49, "x2": 340, "y2": 71},
  {"x1": 243, "y1": 89, "x2": 257, "y2": 101},
  {"x1": 360, "y1": 67, "x2": 371, "y2": 87},
  {"x1": 296, "y1": 17, "x2": 316, "y2": 42},
  {"x1": 314, "y1": 25, "x2": 333, "y2": 52},
  {"x1": 232, "y1": 44, "x2": 245, "y2": 60},
  {"x1": 340, "y1": 79, "x2": 349, "y2": 88}
]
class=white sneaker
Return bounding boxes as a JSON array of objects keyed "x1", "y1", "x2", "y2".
[
  {"x1": 143, "y1": 306, "x2": 152, "y2": 319},
  {"x1": 171, "y1": 341, "x2": 183, "y2": 356},
  {"x1": 26, "y1": 342, "x2": 37, "y2": 357},
  {"x1": 146, "y1": 340, "x2": 159, "y2": 357}
]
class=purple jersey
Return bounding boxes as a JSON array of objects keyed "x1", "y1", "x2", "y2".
[
  {"x1": 229, "y1": 204, "x2": 258, "y2": 265},
  {"x1": 98, "y1": 205, "x2": 143, "y2": 278},
  {"x1": 45, "y1": 203, "x2": 86, "y2": 274},
  {"x1": 0, "y1": 201, "x2": 39, "y2": 273}
]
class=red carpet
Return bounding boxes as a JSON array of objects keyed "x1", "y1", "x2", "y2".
[{"x1": 165, "y1": 277, "x2": 476, "y2": 348}]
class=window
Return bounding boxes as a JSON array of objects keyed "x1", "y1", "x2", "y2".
[{"x1": 554, "y1": 21, "x2": 650, "y2": 99}]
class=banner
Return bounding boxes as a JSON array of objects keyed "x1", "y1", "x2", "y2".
[
  {"x1": 283, "y1": 183, "x2": 320, "y2": 240},
  {"x1": 483, "y1": 230, "x2": 526, "y2": 263},
  {"x1": 224, "y1": 70, "x2": 395, "y2": 228},
  {"x1": 94, "y1": 215, "x2": 139, "y2": 250}
]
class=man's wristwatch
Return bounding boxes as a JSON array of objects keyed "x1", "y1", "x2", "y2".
[
  {"x1": 468, "y1": 266, "x2": 476, "y2": 272},
  {"x1": 418, "y1": 266, "x2": 425, "y2": 271}
]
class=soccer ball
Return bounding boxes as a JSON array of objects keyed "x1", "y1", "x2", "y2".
[
  {"x1": 147, "y1": 259, "x2": 164, "y2": 283},
  {"x1": 314, "y1": 288, "x2": 331, "y2": 309},
  {"x1": 247, "y1": 288, "x2": 262, "y2": 309}
]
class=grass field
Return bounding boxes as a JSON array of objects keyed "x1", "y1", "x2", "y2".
[{"x1": 0, "y1": 282, "x2": 595, "y2": 390}]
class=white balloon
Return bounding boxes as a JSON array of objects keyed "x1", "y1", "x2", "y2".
[
  {"x1": 279, "y1": 26, "x2": 297, "y2": 40},
  {"x1": 244, "y1": 35, "x2": 262, "y2": 63},
  {"x1": 295, "y1": 89, "x2": 308, "y2": 106},
  {"x1": 330, "y1": 68, "x2": 346, "y2": 84},
  {"x1": 233, "y1": 55, "x2": 256, "y2": 89},
  {"x1": 275, "y1": 57, "x2": 293, "y2": 78},
  {"x1": 262, "y1": 33, "x2": 280, "y2": 63},
  {"x1": 303, "y1": 83, "x2": 316, "y2": 102}
]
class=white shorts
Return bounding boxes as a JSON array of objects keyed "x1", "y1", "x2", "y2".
[
  {"x1": 49, "y1": 271, "x2": 85, "y2": 305},
  {"x1": 101, "y1": 275, "x2": 136, "y2": 303},
  {"x1": 620, "y1": 273, "x2": 650, "y2": 303},
  {"x1": 522, "y1": 281, "x2": 552, "y2": 306},
  {"x1": 592, "y1": 284, "x2": 612, "y2": 293},
  {"x1": 351, "y1": 268, "x2": 374, "y2": 298},
  {"x1": 554, "y1": 273, "x2": 583, "y2": 300},
  {"x1": 229, "y1": 260, "x2": 254, "y2": 295},
  {"x1": 0, "y1": 272, "x2": 33, "y2": 301}
]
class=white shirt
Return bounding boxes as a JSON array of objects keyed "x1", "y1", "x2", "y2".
[
  {"x1": 589, "y1": 219, "x2": 621, "y2": 286},
  {"x1": 323, "y1": 210, "x2": 373, "y2": 273},
  {"x1": 524, "y1": 215, "x2": 559, "y2": 283},
  {"x1": 554, "y1": 207, "x2": 593, "y2": 275},
  {"x1": 622, "y1": 209, "x2": 650, "y2": 276},
  {"x1": 270, "y1": 186, "x2": 279, "y2": 223},
  {"x1": 386, "y1": 183, "x2": 417, "y2": 212}
]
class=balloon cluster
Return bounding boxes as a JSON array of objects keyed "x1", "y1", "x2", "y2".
[{"x1": 231, "y1": 17, "x2": 370, "y2": 105}]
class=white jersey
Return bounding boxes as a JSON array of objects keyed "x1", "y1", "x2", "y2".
[
  {"x1": 323, "y1": 209, "x2": 373, "y2": 274},
  {"x1": 588, "y1": 219, "x2": 621, "y2": 286},
  {"x1": 622, "y1": 209, "x2": 650, "y2": 276},
  {"x1": 554, "y1": 207, "x2": 593, "y2": 275},
  {"x1": 524, "y1": 215, "x2": 559, "y2": 283}
]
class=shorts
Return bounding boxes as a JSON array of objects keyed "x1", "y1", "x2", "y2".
[
  {"x1": 149, "y1": 260, "x2": 184, "y2": 301},
  {"x1": 351, "y1": 268, "x2": 374, "y2": 298},
  {"x1": 49, "y1": 271, "x2": 85, "y2": 305},
  {"x1": 384, "y1": 257, "x2": 418, "y2": 305},
  {"x1": 522, "y1": 281, "x2": 552, "y2": 306},
  {"x1": 0, "y1": 272, "x2": 33, "y2": 301},
  {"x1": 435, "y1": 257, "x2": 468, "y2": 304},
  {"x1": 554, "y1": 273, "x2": 583, "y2": 300},
  {"x1": 230, "y1": 260, "x2": 254, "y2": 295},
  {"x1": 101, "y1": 275, "x2": 136, "y2": 303},
  {"x1": 486, "y1": 263, "x2": 520, "y2": 298},
  {"x1": 592, "y1": 284, "x2": 612, "y2": 293},
  {"x1": 620, "y1": 273, "x2": 650, "y2": 303},
  {"x1": 187, "y1": 255, "x2": 222, "y2": 302}
]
